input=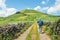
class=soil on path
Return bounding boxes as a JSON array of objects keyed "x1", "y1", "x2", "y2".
[
  {"x1": 14, "y1": 22, "x2": 51, "y2": 40},
  {"x1": 37, "y1": 23, "x2": 51, "y2": 40},
  {"x1": 40, "y1": 33, "x2": 51, "y2": 40},
  {"x1": 14, "y1": 24, "x2": 33, "y2": 40},
  {"x1": 31, "y1": 22, "x2": 40, "y2": 40}
]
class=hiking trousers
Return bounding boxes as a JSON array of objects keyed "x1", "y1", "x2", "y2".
[{"x1": 39, "y1": 26, "x2": 42, "y2": 33}]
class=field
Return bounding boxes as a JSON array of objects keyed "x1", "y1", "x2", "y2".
[
  {"x1": 0, "y1": 9, "x2": 60, "y2": 40},
  {"x1": 0, "y1": 9, "x2": 60, "y2": 26}
]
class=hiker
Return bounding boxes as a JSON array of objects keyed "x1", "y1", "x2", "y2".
[{"x1": 37, "y1": 19, "x2": 44, "y2": 33}]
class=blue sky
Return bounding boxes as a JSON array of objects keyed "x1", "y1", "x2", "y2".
[
  {"x1": 0, "y1": 0, "x2": 60, "y2": 17},
  {"x1": 6, "y1": 0, "x2": 55, "y2": 11}
]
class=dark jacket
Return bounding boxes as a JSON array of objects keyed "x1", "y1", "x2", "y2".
[{"x1": 37, "y1": 19, "x2": 44, "y2": 26}]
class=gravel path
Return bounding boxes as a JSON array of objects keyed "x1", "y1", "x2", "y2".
[
  {"x1": 14, "y1": 22, "x2": 51, "y2": 40},
  {"x1": 14, "y1": 25, "x2": 33, "y2": 40},
  {"x1": 37, "y1": 23, "x2": 51, "y2": 40},
  {"x1": 40, "y1": 33, "x2": 51, "y2": 40}
]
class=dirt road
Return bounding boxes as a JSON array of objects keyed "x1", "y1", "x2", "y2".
[{"x1": 14, "y1": 25, "x2": 33, "y2": 40}]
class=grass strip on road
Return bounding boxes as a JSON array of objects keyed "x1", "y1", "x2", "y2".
[{"x1": 26, "y1": 22, "x2": 40, "y2": 40}]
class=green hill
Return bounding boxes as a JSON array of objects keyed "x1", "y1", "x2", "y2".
[{"x1": 0, "y1": 9, "x2": 60, "y2": 26}]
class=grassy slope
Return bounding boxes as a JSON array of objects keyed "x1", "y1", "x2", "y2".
[
  {"x1": 0, "y1": 9, "x2": 60, "y2": 26},
  {"x1": 21, "y1": 9, "x2": 60, "y2": 22}
]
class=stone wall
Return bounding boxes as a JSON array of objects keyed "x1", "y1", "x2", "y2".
[{"x1": 0, "y1": 22, "x2": 32, "y2": 40}]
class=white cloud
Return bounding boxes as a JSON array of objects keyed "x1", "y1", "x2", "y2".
[
  {"x1": 0, "y1": 0, "x2": 6, "y2": 10},
  {"x1": 47, "y1": 0, "x2": 60, "y2": 16},
  {"x1": 0, "y1": 8, "x2": 16, "y2": 17},
  {"x1": 6, "y1": 8, "x2": 16, "y2": 17},
  {"x1": 34, "y1": 6, "x2": 49, "y2": 12},
  {"x1": 0, "y1": 0, "x2": 17, "y2": 17},
  {"x1": 33, "y1": 0, "x2": 60, "y2": 16},
  {"x1": 34, "y1": 6, "x2": 41, "y2": 10},
  {"x1": 41, "y1": 1, "x2": 46, "y2": 4},
  {"x1": 55, "y1": 0, "x2": 60, "y2": 5},
  {"x1": 42, "y1": 7, "x2": 49, "y2": 10},
  {"x1": 27, "y1": 8, "x2": 31, "y2": 9}
]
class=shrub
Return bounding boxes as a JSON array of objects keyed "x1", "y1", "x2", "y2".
[
  {"x1": 45, "y1": 19, "x2": 60, "y2": 40},
  {"x1": 0, "y1": 22, "x2": 32, "y2": 40}
]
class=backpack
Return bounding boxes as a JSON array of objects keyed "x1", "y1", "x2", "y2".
[{"x1": 37, "y1": 20, "x2": 44, "y2": 26}]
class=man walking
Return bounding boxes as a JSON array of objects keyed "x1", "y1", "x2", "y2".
[{"x1": 37, "y1": 19, "x2": 44, "y2": 33}]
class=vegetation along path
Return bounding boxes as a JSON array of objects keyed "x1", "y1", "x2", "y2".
[
  {"x1": 14, "y1": 23, "x2": 33, "y2": 40},
  {"x1": 37, "y1": 25, "x2": 51, "y2": 40},
  {"x1": 26, "y1": 22, "x2": 40, "y2": 40},
  {"x1": 15, "y1": 22, "x2": 51, "y2": 40}
]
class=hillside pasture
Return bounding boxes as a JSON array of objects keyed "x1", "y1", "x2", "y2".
[{"x1": 0, "y1": 10, "x2": 60, "y2": 26}]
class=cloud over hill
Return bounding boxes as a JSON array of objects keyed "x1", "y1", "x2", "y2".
[
  {"x1": 47, "y1": 0, "x2": 60, "y2": 16},
  {"x1": 0, "y1": 0, "x2": 17, "y2": 17}
]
